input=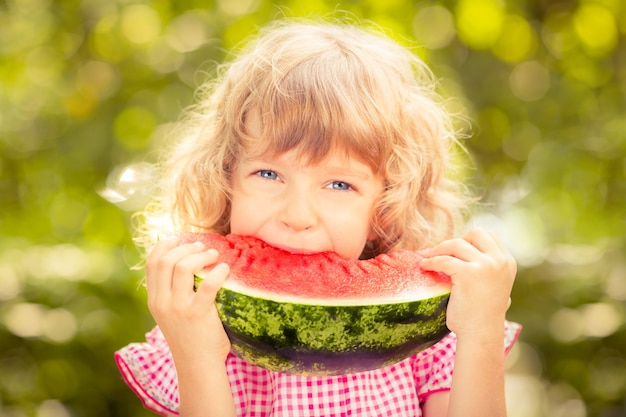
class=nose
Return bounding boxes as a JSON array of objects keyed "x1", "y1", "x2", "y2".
[{"x1": 279, "y1": 186, "x2": 317, "y2": 231}]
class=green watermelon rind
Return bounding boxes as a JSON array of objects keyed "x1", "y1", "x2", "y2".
[{"x1": 215, "y1": 286, "x2": 450, "y2": 375}]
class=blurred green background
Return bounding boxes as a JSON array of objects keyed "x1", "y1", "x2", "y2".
[{"x1": 1, "y1": 0, "x2": 624, "y2": 416}]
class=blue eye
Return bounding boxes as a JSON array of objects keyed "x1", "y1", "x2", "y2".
[
  {"x1": 329, "y1": 181, "x2": 352, "y2": 191},
  {"x1": 257, "y1": 170, "x2": 279, "y2": 180}
]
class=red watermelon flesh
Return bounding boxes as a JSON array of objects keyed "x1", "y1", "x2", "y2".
[{"x1": 182, "y1": 233, "x2": 451, "y2": 305}]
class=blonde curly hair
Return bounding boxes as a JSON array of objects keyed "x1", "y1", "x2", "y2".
[{"x1": 140, "y1": 18, "x2": 473, "y2": 258}]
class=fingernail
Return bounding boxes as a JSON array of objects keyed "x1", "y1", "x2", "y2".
[{"x1": 193, "y1": 241, "x2": 204, "y2": 248}]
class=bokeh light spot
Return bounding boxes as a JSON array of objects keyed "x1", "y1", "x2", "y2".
[
  {"x1": 581, "y1": 302, "x2": 623, "y2": 338},
  {"x1": 25, "y1": 47, "x2": 63, "y2": 87},
  {"x1": 113, "y1": 106, "x2": 156, "y2": 150},
  {"x1": 563, "y1": 53, "x2": 612, "y2": 87},
  {"x1": 550, "y1": 308, "x2": 584, "y2": 343},
  {"x1": 64, "y1": 89, "x2": 98, "y2": 119},
  {"x1": 141, "y1": 39, "x2": 185, "y2": 74},
  {"x1": 455, "y1": 0, "x2": 504, "y2": 49},
  {"x1": 413, "y1": 6, "x2": 455, "y2": 50},
  {"x1": 605, "y1": 262, "x2": 626, "y2": 301},
  {"x1": 75, "y1": 60, "x2": 120, "y2": 100},
  {"x1": 42, "y1": 308, "x2": 78, "y2": 343},
  {"x1": 573, "y1": 4, "x2": 618, "y2": 57},
  {"x1": 4, "y1": 303, "x2": 45, "y2": 338},
  {"x1": 472, "y1": 208, "x2": 548, "y2": 268},
  {"x1": 166, "y1": 11, "x2": 212, "y2": 53},
  {"x1": 492, "y1": 15, "x2": 536, "y2": 62},
  {"x1": 505, "y1": 374, "x2": 544, "y2": 417},
  {"x1": 217, "y1": 0, "x2": 261, "y2": 16},
  {"x1": 36, "y1": 400, "x2": 71, "y2": 417},
  {"x1": 0, "y1": 264, "x2": 22, "y2": 300},
  {"x1": 509, "y1": 61, "x2": 550, "y2": 102},
  {"x1": 39, "y1": 244, "x2": 89, "y2": 281},
  {"x1": 546, "y1": 383, "x2": 586, "y2": 417},
  {"x1": 120, "y1": 4, "x2": 161, "y2": 45}
]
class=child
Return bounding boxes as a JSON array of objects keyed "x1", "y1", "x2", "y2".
[{"x1": 116, "y1": 18, "x2": 521, "y2": 417}]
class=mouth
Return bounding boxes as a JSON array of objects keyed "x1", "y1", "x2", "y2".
[{"x1": 264, "y1": 241, "x2": 320, "y2": 255}]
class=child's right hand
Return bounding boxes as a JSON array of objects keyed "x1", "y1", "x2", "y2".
[{"x1": 145, "y1": 236, "x2": 232, "y2": 366}]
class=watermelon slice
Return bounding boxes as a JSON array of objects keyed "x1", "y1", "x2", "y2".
[{"x1": 183, "y1": 233, "x2": 452, "y2": 376}]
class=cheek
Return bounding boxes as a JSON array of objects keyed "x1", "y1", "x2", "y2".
[
  {"x1": 228, "y1": 194, "x2": 250, "y2": 235},
  {"x1": 229, "y1": 171, "x2": 254, "y2": 230},
  {"x1": 229, "y1": 188, "x2": 274, "y2": 236},
  {"x1": 329, "y1": 215, "x2": 373, "y2": 257}
]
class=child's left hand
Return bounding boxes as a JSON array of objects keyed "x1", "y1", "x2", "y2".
[{"x1": 419, "y1": 228, "x2": 516, "y2": 340}]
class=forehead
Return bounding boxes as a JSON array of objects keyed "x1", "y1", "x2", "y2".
[{"x1": 241, "y1": 107, "x2": 386, "y2": 174}]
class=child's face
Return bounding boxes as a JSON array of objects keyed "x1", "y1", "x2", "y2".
[{"x1": 229, "y1": 147, "x2": 384, "y2": 259}]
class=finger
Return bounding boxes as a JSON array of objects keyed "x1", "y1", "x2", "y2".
[
  {"x1": 463, "y1": 227, "x2": 505, "y2": 255},
  {"x1": 419, "y1": 255, "x2": 467, "y2": 278},
  {"x1": 193, "y1": 263, "x2": 230, "y2": 305},
  {"x1": 421, "y1": 237, "x2": 479, "y2": 262},
  {"x1": 146, "y1": 240, "x2": 208, "y2": 307},
  {"x1": 145, "y1": 236, "x2": 181, "y2": 295},
  {"x1": 170, "y1": 248, "x2": 221, "y2": 295}
]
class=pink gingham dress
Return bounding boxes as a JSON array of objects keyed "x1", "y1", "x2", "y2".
[{"x1": 115, "y1": 321, "x2": 521, "y2": 416}]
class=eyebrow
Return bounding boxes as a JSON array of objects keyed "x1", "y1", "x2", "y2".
[
  {"x1": 241, "y1": 156, "x2": 375, "y2": 181},
  {"x1": 322, "y1": 165, "x2": 372, "y2": 181}
]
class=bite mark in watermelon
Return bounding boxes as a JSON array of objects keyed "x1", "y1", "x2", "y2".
[{"x1": 183, "y1": 233, "x2": 452, "y2": 376}]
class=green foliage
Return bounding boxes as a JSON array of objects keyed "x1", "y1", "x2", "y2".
[{"x1": 1, "y1": 0, "x2": 624, "y2": 416}]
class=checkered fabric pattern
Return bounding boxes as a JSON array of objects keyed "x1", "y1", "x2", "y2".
[{"x1": 115, "y1": 321, "x2": 521, "y2": 416}]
